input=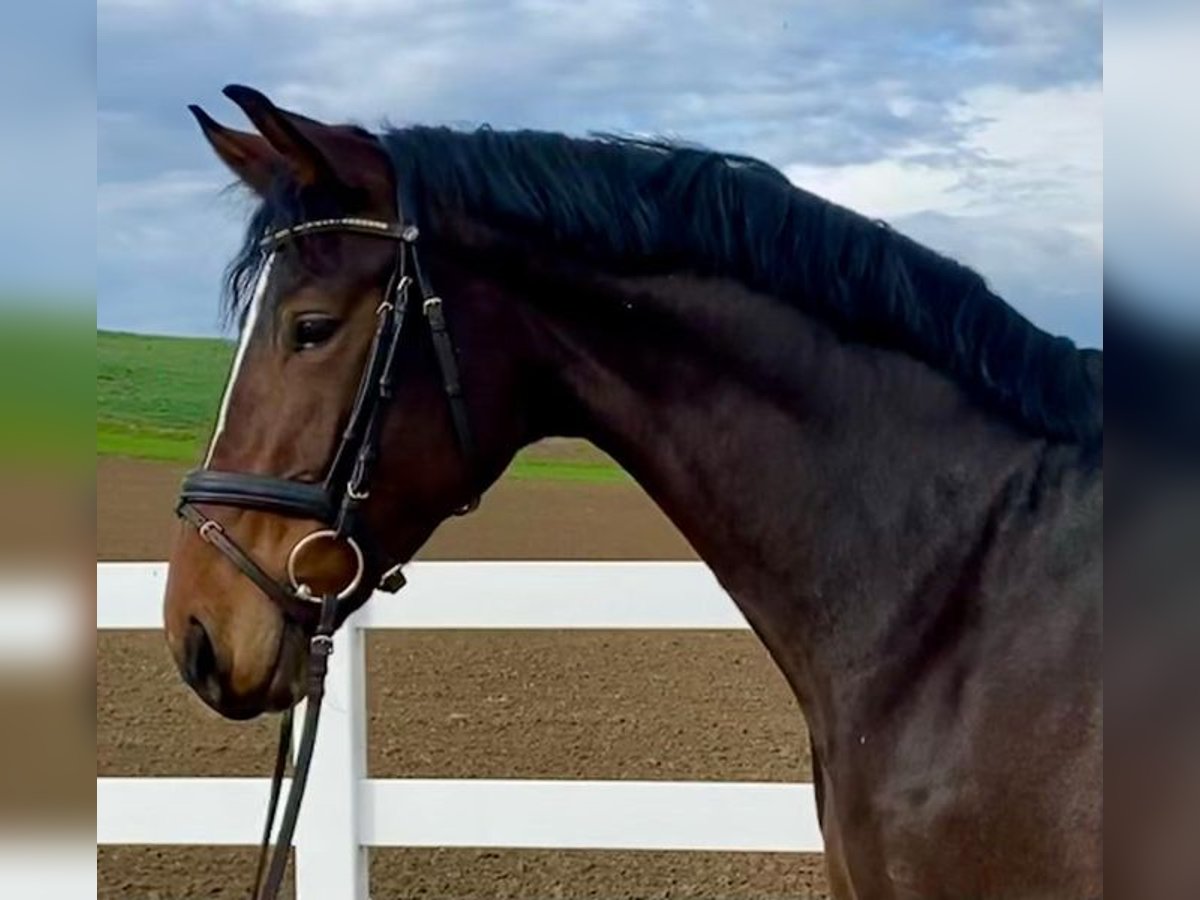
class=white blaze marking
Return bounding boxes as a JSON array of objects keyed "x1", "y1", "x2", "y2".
[{"x1": 204, "y1": 252, "x2": 276, "y2": 466}]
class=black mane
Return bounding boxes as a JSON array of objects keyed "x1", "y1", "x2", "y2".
[{"x1": 227, "y1": 125, "x2": 1102, "y2": 445}]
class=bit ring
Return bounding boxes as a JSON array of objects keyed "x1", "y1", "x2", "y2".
[{"x1": 286, "y1": 530, "x2": 365, "y2": 602}]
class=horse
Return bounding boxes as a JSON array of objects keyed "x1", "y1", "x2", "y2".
[{"x1": 162, "y1": 85, "x2": 1102, "y2": 899}]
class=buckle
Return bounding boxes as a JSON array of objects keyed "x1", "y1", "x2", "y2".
[
  {"x1": 198, "y1": 520, "x2": 224, "y2": 542},
  {"x1": 310, "y1": 634, "x2": 334, "y2": 656},
  {"x1": 392, "y1": 275, "x2": 412, "y2": 301}
]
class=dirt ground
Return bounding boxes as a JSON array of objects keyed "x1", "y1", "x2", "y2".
[{"x1": 97, "y1": 454, "x2": 829, "y2": 899}]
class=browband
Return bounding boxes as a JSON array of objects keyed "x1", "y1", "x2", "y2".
[{"x1": 259, "y1": 218, "x2": 415, "y2": 249}]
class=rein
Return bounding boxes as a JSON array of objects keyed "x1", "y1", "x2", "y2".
[{"x1": 174, "y1": 214, "x2": 476, "y2": 900}]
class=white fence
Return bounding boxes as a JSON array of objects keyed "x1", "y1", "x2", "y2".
[{"x1": 97, "y1": 561, "x2": 822, "y2": 900}]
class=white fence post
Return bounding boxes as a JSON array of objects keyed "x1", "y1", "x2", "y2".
[{"x1": 292, "y1": 611, "x2": 369, "y2": 900}]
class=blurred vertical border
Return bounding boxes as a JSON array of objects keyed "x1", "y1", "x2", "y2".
[
  {"x1": 0, "y1": 1, "x2": 95, "y2": 897},
  {"x1": 0, "y1": 0, "x2": 1194, "y2": 894},
  {"x1": 1106, "y1": 2, "x2": 1200, "y2": 897}
]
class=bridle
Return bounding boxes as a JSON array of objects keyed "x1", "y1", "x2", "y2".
[{"x1": 174, "y1": 212, "x2": 476, "y2": 900}]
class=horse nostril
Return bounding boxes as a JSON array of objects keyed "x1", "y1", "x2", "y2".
[{"x1": 184, "y1": 617, "x2": 219, "y2": 687}]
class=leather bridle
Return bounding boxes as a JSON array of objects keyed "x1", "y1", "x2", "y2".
[{"x1": 175, "y1": 213, "x2": 476, "y2": 900}]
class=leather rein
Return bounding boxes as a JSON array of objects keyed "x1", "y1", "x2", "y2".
[{"x1": 175, "y1": 214, "x2": 476, "y2": 899}]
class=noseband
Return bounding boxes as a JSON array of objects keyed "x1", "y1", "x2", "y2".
[{"x1": 174, "y1": 214, "x2": 477, "y2": 900}]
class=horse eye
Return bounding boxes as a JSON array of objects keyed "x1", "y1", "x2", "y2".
[{"x1": 292, "y1": 314, "x2": 340, "y2": 350}]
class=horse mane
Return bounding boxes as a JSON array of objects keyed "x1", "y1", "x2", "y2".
[{"x1": 227, "y1": 124, "x2": 1102, "y2": 445}]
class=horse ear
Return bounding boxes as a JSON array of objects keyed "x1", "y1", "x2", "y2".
[
  {"x1": 221, "y1": 84, "x2": 338, "y2": 187},
  {"x1": 189, "y1": 104, "x2": 283, "y2": 196}
]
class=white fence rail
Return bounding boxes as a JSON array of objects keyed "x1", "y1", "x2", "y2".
[{"x1": 97, "y1": 562, "x2": 822, "y2": 900}]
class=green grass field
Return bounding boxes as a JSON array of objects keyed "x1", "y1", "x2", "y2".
[
  {"x1": 97, "y1": 330, "x2": 626, "y2": 482},
  {"x1": 0, "y1": 309, "x2": 93, "y2": 466}
]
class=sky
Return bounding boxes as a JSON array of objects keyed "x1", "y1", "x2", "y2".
[
  {"x1": 0, "y1": 2, "x2": 94, "y2": 301},
  {"x1": 96, "y1": 0, "x2": 1103, "y2": 345}
]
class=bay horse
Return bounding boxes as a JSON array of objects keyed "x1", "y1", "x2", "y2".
[{"x1": 163, "y1": 85, "x2": 1102, "y2": 898}]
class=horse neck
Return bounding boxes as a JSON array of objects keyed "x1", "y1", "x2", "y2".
[{"x1": 516, "y1": 266, "x2": 1060, "y2": 727}]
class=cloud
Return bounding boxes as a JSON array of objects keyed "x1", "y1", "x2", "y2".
[
  {"x1": 97, "y1": 170, "x2": 252, "y2": 335},
  {"x1": 97, "y1": 170, "x2": 225, "y2": 219},
  {"x1": 785, "y1": 155, "x2": 966, "y2": 221},
  {"x1": 780, "y1": 82, "x2": 1101, "y2": 343},
  {"x1": 97, "y1": 0, "x2": 1102, "y2": 342},
  {"x1": 951, "y1": 84, "x2": 1102, "y2": 242}
]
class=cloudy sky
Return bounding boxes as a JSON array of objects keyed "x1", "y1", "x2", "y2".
[{"x1": 97, "y1": 0, "x2": 1102, "y2": 345}]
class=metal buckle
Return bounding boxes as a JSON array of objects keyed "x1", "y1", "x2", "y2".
[
  {"x1": 347, "y1": 459, "x2": 370, "y2": 501},
  {"x1": 198, "y1": 520, "x2": 224, "y2": 542},
  {"x1": 423, "y1": 295, "x2": 442, "y2": 315},
  {"x1": 286, "y1": 530, "x2": 365, "y2": 602},
  {"x1": 310, "y1": 634, "x2": 334, "y2": 656}
]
